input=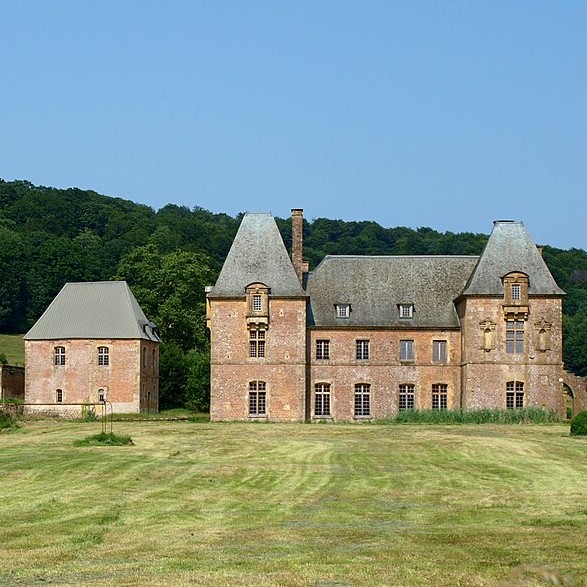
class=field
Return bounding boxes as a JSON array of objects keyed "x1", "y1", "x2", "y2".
[
  {"x1": 1, "y1": 420, "x2": 586, "y2": 587},
  {"x1": 0, "y1": 333, "x2": 25, "y2": 365}
]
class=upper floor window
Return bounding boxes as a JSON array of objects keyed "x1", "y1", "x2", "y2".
[
  {"x1": 506, "y1": 320, "x2": 524, "y2": 354},
  {"x1": 356, "y1": 339, "x2": 370, "y2": 360},
  {"x1": 246, "y1": 284, "x2": 269, "y2": 323},
  {"x1": 98, "y1": 346, "x2": 109, "y2": 366},
  {"x1": 399, "y1": 304, "x2": 413, "y2": 319},
  {"x1": 354, "y1": 383, "x2": 371, "y2": 417},
  {"x1": 142, "y1": 346, "x2": 147, "y2": 368},
  {"x1": 252, "y1": 294, "x2": 262, "y2": 312},
  {"x1": 432, "y1": 340, "x2": 447, "y2": 362},
  {"x1": 502, "y1": 272, "x2": 529, "y2": 308},
  {"x1": 399, "y1": 384, "x2": 415, "y2": 411},
  {"x1": 336, "y1": 304, "x2": 350, "y2": 319},
  {"x1": 54, "y1": 347, "x2": 65, "y2": 366},
  {"x1": 400, "y1": 339, "x2": 414, "y2": 361},
  {"x1": 314, "y1": 383, "x2": 331, "y2": 417},
  {"x1": 511, "y1": 283, "x2": 521, "y2": 301},
  {"x1": 432, "y1": 383, "x2": 448, "y2": 410},
  {"x1": 249, "y1": 328, "x2": 266, "y2": 358},
  {"x1": 248, "y1": 381, "x2": 267, "y2": 417},
  {"x1": 506, "y1": 381, "x2": 524, "y2": 409},
  {"x1": 316, "y1": 339, "x2": 330, "y2": 360}
]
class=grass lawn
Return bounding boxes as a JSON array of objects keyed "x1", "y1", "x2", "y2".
[
  {"x1": 0, "y1": 333, "x2": 25, "y2": 365},
  {"x1": 0, "y1": 420, "x2": 585, "y2": 587}
]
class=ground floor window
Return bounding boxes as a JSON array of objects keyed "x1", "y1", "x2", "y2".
[
  {"x1": 506, "y1": 381, "x2": 524, "y2": 409},
  {"x1": 56, "y1": 389, "x2": 63, "y2": 403},
  {"x1": 399, "y1": 384, "x2": 415, "y2": 411},
  {"x1": 314, "y1": 383, "x2": 331, "y2": 417},
  {"x1": 249, "y1": 381, "x2": 267, "y2": 416},
  {"x1": 432, "y1": 384, "x2": 448, "y2": 410},
  {"x1": 354, "y1": 383, "x2": 370, "y2": 417}
]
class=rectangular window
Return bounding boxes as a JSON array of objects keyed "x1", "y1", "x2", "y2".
[
  {"x1": 432, "y1": 383, "x2": 448, "y2": 410},
  {"x1": 142, "y1": 347, "x2": 147, "y2": 368},
  {"x1": 399, "y1": 384, "x2": 415, "y2": 411},
  {"x1": 248, "y1": 381, "x2": 267, "y2": 416},
  {"x1": 56, "y1": 389, "x2": 63, "y2": 403},
  {"x1": 399, "y1": 304, "x2": 413, "y2": 318},
  {"x1": 506, "y1": 381, "x2": 524, "y2": 409},
  {"x1": 316, "y1": 339, "x2": 330, "y2": 360},
  {"x1": 356, "y1": 339, "x2": 370, "y2": 360},
  {"x1": 54, "y1": 347, "x2": 65, "y2": 366},
  {"x1": 354, "y1": 383, "x2": 370, "y2": 417},
  {"x1": 98, "y1": 346, "x2": 109, "y2": 366},
  {"x1": 506, "y1": 320, "x2": 524, "y2": 354},
  {"x1": 336, "y1": 304, "x2": 350, "y2": 318},
  {"x1": 511, "y1": 284, "x2": 521, "y2": 301},
  {"x1": 314, "y1": 383, "x2": 331, "y2": 417},
  {"x1": 400, "y1": 340, "x2": 414, "y2": 361},
  {"x1": 432, "y1": 340, "x2": 447, "y2": 362},
  {"x1": 252, "y1": 294, "x2": 262, "y2": 312},
  {"x1": 249, "y1": 329, "x2": 266, "y2": 358}
]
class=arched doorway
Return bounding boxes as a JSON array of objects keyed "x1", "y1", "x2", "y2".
[{"x1": 563, "y1": 383, "x2": 574, "y2": 420}]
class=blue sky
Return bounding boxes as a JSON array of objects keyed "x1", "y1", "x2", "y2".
[{"x1": 1, "y1": 1, "x2": 586, "y2": 250}]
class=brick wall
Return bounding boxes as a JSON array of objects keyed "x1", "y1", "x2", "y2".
[{"x1": 25, "y1": 339, "x2": 159, "y2": 415}]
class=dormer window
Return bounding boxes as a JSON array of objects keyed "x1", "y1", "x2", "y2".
[
  {"x1": 502, "y1": 272, "x2": 529, "y2": 320},
  {"x1": 399, "y1": 304, "x2": 414, "y2": 319},
  {"x1": 246, "y1": 283, "x2": 270, "y2": 327},
  {"x1": 511, "y1": 283, "x2": 521, "y2": 301},
  {"x1": 336, "y1": 304, "x2": 350, "y2": 319}
]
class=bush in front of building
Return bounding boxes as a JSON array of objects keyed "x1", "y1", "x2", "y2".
[
  {"x1": 570, "y1": 411, "x2": 587, "y2": 436},
  {"x1": 377, "y1": 408, "x2": 562, "y2": 425}
]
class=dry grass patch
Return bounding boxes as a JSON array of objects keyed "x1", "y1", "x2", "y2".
[{"x1": 0, "y1": 420, "x2": 585, "y2": 586}]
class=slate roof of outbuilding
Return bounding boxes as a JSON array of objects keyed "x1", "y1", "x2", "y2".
[
  {"x1": 462, "y1": 221, "x2": 565, "y2": 296},
  {"x1": 306, "y1": 255, "x2": 479, "y2": 328},
  {"x1": 208, "y1": 213, "x2": 306, "y2": 298},
  {"x1": 23, "y1": 281, "x2": 160, "y2": 341}
]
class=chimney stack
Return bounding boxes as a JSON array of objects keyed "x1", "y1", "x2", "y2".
[{"x1": 291, "y1": 208, "x2": 304, "y2": 283}]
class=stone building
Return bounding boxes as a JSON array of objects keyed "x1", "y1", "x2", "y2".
[
  {"x1": 0, "y1": 365, "x2": 25, "y2": 402},
  {"x1": 207, "y1": 210, "x2": 567, "y2": 422},
  {"x1": 24, "y1": 281, "x2": 159, "y2": 415}
]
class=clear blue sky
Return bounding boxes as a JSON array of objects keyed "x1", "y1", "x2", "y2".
[{"x1": 1, "y1": 1, "x2": 586, "y2": 250}]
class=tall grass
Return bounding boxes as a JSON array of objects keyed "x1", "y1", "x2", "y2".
[{"x1": 376, "y1": 407, "x2": 562, "y2": 425}]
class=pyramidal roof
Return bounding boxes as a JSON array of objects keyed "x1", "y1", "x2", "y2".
[
  {"x1": 24, "y1": 281, "x2": 160, "y2": 341},
  {"x1": 462, "y1": 221, "x2": 565, "y2": 296},
  {"x1": 208, "y1": 213, "x2": 306, "y2": 297}
]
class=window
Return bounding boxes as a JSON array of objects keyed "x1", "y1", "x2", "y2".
[
  {"x1": 356, "y1": 339, "x2": 369, "y2": 360},
  {"x1": 248, "y1": 381, "x2": 267, "y2": 416},
  {"x1": 354, "y1": 384, "x2": 370, "y2": 417},
  {"x1": 249, "y1": 329, "x2": 266, "y2": 358},
  {"x1": 432, "y1": 384, "x2": 448, "y2": 410},
  {"x1": 98, "y1": 346, "x2": 109, "y2": 366},
  {"x1": 399, "y1": 304, "x2": 413, "y2": 318},
  {"x1": 98, "y1": 388, "x2": 106, "y2": 402},
  {"x1": 400, "y1": 340, "x2": 414, "y2": 361},
  {"x1": 54, "y1": 346, "x2": 65, "y2": 366},
  {"x1": 506, "y1": 320, "x2": 524, "y2": 354},
  {"x1": 252, "y1": 294, "x2": 262, "y2": 312},
  {"x1": 314, "y1": 383, "x2": 331, "y2": 417},
  {"x1": 316, "y1": 339, "x2": 330, "y2": 360},
  {"x1": 433, "y1": 340, "x2": 447, "y2": 362},
  {"x1": 56, "y1": 389, "x2": 63, "y2": 403},
  {"x1": 142, "y1": 347, "x2": 147, "y2": 368},
  {"x1": 152, "y1": 349, "x2": 157, "y2": 370},
  {"x1": 511, "y1": 283, "x2": 521, "y2": 301},
  {"x1": 399, "y1": 384, "x2": 415, "y2": 411},
  {"x1": 506, "y1": 381, "x2": 524, "y2": 409},
  {"x1": 336, "y1": 304, "x2": 350, "y2": 318}
]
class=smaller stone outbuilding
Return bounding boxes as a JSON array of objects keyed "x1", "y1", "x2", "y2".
[
  {"x1": 24, "y1": 281, "x2": 159, "y2": 416},
  {"x1": 0, "y1": 365, "x2": 25, "y2": 402}
]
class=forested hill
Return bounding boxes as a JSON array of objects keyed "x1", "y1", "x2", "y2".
[{"x1": 2, "y1": 178, "x2": 587, "y2": 382}]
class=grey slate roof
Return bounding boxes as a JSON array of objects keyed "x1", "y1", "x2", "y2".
[
  {"x1": 208, "y1": 213, "x2": 306, "y2": 298},
  {"x1": 24, "y1": 281, "x2": 160, "y2": 341},
  {"x1": 462, "y1": 221, "x2": 565, "y2": 296},
  {"x1": 306, "y1": 255, "x2": 479, "y2": 328}
]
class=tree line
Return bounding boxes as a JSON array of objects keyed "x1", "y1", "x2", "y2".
[{"x1": 2, "y1": 178, "x2": 587, "y2": 410}]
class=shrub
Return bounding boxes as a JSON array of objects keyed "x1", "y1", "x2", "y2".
[
  {"x1": 73, "y1": 432, "x2": 133, "y2": 446},
  {"x1": 0, "y1": 410, "x2": 18, "y2": 430},
  {"x1": 376, "y1": 408, "x2": 561, "y2": 425},
  {"x1": 570, "y1": 411, "x2": 587, "y2": 436}
]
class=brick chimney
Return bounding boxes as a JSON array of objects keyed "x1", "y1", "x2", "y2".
[{"x1": 291, "y1": 208, "x2": 305, "y2": 283}]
